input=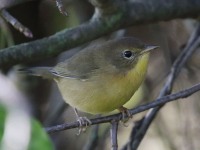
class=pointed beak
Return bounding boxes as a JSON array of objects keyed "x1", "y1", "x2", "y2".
[{"x1": 140, "y1": 45, "x2": 159, "y2": 55}]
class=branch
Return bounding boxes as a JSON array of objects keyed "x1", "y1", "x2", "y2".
[
  {"x1": 110, "y1": 121, "x2": 118, "y2": 150},
  {"x1": 124, "y1": 22, "x2": 200, "y2": 149},
  {"x1": 0, "y1": 9, "x2": 33, "y2": 38},
  {"x1": 45, "y1": 82, "x2": 200, "y2": 134},
  {"x1": 0, "y1": 0, "x2": 200, "y2": 68},
  {"x1": 55, "y1": 0, "x2": 68, "y2": 16}
]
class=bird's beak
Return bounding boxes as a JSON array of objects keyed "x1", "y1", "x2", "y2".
[{"x1": 140, "y1": 45, "x2": 159, "y2": 55}]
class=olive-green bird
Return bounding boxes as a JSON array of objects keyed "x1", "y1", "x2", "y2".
[{"x1": 26, "y1": 37, "x2": 158, "y2": 119}]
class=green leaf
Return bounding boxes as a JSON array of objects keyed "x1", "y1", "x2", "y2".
[
  {"x1": 0, "y1": 105, "x2": 6, "y2": 141},
  {"x1": 0, "y1": 105, "x2": 54, "y2": 150},
  {"x1": 29, "y1": 119, "x2": 54, "y2": 150}
]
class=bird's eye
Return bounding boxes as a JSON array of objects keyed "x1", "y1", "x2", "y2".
[{"x1": 123, "y1": 50, "x2": 134, "y2": 59}]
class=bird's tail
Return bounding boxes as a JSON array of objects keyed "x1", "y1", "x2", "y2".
[{"x1": 19, "y1": 67, "x2": 54, "y2": 79}]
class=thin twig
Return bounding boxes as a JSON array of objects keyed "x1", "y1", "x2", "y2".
[
  {"x1": 110, "y1": 120, "x2": 118, "y2": 150},
  {"x1": 45, "y1": 82, "x2": 200, "y2": 133},
  {"x1": 125, "y1": 23, "x2": 200, "y2": 150},
  {"x1": 55, "y1": 0, "x2": 68, "y2": 16},
  {"x1": 0, "y1": 9, "x2": 33, "y2": 38},
  {"x1": 159, "y1": 23, "x2": 200, "y2": 97}
]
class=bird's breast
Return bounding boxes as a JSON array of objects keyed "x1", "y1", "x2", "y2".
[{"x1": 56, "y1": 54, "x2": 149, "y2": 114}]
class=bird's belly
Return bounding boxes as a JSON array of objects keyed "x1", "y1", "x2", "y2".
[
  {"x1": 56, "y1": 78, "x2": 137, "y2": 114},
  {"x1": 56, "y1": 54, "x2": 149, "y2": 114}
]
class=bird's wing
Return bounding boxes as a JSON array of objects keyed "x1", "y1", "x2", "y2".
[{"x1": 51, "y1": 48, "x2": 101, "y2": 80}]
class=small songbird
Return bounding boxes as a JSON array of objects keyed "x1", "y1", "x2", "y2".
[{"x1": 25, "y1": 37, "x2": 158, "y2": 123}]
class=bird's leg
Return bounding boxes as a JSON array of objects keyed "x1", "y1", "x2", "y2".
[
  {"x1": 74, "y1": 108, "x2": 92, "y2": 135},
  {"x1": 118, "y1": 106, "x2": 132, "y2": 123}
]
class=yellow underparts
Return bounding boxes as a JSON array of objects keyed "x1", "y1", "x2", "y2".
[{"x1": 56, "y1": 54, "x2": 149, "y2": 114}]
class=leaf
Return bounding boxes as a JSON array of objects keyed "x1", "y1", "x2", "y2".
[{"x1": 0, "y1": 105, "x2": 54, "y2": 150}]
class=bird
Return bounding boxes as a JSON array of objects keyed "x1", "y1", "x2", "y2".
[{"x1": 24, "y1": 37, "x2": 158, "y2": 128}]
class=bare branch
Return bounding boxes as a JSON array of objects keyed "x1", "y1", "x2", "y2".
[
  {"x1": 45, "y1": 82, "x2": 200, "y2": 134},
  {"x1": 110, "y1": 120, "x2": 118, "y2": 150},
  {"x1": 0, "y1": 9, "x2": 33, "y2": 38},
  {"x1": 0, "y1": 0, "x2": 200, "y2": 68},
  {"x1": 55, "y1": 0, "x2": 68, "y2": 16}
]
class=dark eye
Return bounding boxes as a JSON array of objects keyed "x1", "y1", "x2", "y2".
[{"x1": 123, "y1": 50, "x2": 134, "y2": 59}]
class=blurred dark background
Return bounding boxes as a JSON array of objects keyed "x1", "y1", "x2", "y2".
[{"x1": 1, "y1": 0, "x2": 200, "y2": 149}]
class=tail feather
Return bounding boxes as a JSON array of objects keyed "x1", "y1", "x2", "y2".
[{"x1": 19, "y1": 67, "x2": 54, "y2": 79}]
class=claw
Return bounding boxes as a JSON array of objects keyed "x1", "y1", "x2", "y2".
[
  {"x1": 74, "y1": 108, "x2": 92, "y2": 135},
  {"x1": 118, "y1": 106, "x2": 132, "y2": 125},
  {"x1": 76, "y1": 116, "x2": 92, "y2": 135}
]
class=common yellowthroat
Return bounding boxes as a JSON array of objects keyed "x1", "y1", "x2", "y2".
[{"x1": 25, "y1": 37, "x2": 158, "y2": 117}]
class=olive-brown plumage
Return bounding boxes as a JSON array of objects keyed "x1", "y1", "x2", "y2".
[{"x1": 26, "y1": 37, "x2": 158, "y2": 114}]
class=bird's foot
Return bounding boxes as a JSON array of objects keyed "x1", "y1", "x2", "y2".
[
  {"x1": 118, "y1": 106, "x2": 132, "y2": 126},
  {"x1": 76, "y1": 116, "x2": 92, "y2": 135},
  {"x1": 74, "y1": 108, "x2": 92, "y2": 135}
]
